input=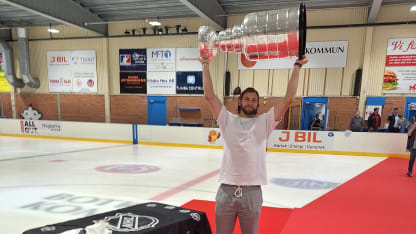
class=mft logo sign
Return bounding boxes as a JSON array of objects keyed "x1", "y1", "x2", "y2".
[
  {"x1": 151, "y1": 49, "x2": 172, "y2": 59},
  {"x1": 147, "y1": 48, "x2": 175, "y2": 71}
]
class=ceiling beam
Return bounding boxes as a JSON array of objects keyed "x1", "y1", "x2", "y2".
[
  {"x1": 178, "y1": 0, "x2": 226, "y2": 30},
  {"x1": 0, "y1": 0, "x2": 107, "y2": 36},
  {"x1": 0, "y1": 21, "x2": 11, "y2": 41},
  {"x1": 368, "y1": 0, "x2": 383, "y2": 23}
]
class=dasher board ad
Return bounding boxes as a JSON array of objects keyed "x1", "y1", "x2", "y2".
[
  {"x1": 268, "y1": 130, "x2": 335, "y2": 151},
  {"x1": 238, "y1": 41, "x2": 348, "y2": 69}
]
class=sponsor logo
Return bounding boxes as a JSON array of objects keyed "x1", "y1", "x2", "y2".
[
  {"x1": 101, "y1": 213, "x2": 159, "y2": 232},
  {"x1": 305, "y1": 46, "x2": 345, "y2": 54},
  {"x1": 120, "y1": 55, "x2": 131, "y2": 65},
  {"x1": 391, "y1": 40, "x2": 416, "y2": 53},
  {"x1": 179, "y1": 57, "x2": 198, "y2": 61},
  {"x1": 190, "y1": 213, "x2": 201, "y2": 222},
  {"x1": 270, "y1": 178, "x2": 340, "y2": 190},
  {"x1": 187, "y1": 75, "x2": 195, "y2": 84},
  {"x1": 96, "y1": 164, "x2": 160, "y2": 174},
  {"x1": 49, "y1": 56, "x2": 69, "y2": 64},
  {"x1": 75, "y1": 79, "x2": 82, "y2": 88},
  {"x1": 80, "y1": 57, "x2": 95, "y2": 64},
  {"x1": 87, "y1": 79, "x2": 94, "y2": 88},
  {"x1": 40, "y1": 226, "x2": 56, "y2": 232},
  {"x1": 410, "y1": 83, "x2": 416, "y2": 92},
  {"x1": 208, "y1": 130, "x2": 221, "y2": 144},
  {"x1": 132, "y1": 52, "x2": 146, "y2": 64},
  {"x1": 151, "y1": 50, "x2": 172, "y2": 59},
  {"x1": 278, "y1": 131, "x2": 322, "y2": 143}
]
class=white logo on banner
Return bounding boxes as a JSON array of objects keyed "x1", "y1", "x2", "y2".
[
  {"x1": 102, "y1": 213, "x2": 159, "y2": 232},
  {"x1": 238, "y1": 41, "x2": 348, "y2": 69},
  {"x1": 147, "y1": 48, "x2": 175, "y2": 71}
]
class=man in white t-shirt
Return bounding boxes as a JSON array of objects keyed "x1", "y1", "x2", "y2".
[{"x1": 199, "y1": 55, "x2": 308, "y2": 234}]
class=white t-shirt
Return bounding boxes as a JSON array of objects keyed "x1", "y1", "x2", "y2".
[{"x1": 216, "y1": 105, "x2": 280, "y2": 185}]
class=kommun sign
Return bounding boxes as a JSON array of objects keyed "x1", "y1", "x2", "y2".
[{"x1": 238, "y1": 40, "x2": 348, "y2": 69}]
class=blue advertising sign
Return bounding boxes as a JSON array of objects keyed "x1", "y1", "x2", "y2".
[
  {"x1": 176, "y1": 71, "x2": 203, "y2": 94},
  {"x1": 119, "y1": 49, "x2": 147, "y2": 71}
]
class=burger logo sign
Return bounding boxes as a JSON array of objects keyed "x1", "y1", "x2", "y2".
[
  {"x1": 383, "y1": 70, "x2": 398, "y2": 91},
  {"x1": 384, "y1": 38, "x2": 416, "y2": 94}
]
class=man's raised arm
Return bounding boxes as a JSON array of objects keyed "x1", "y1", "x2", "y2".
[
  {"x1": 200, "y1": 56, "x2": 222, "y2": 119},
  {"x1": 275, "y1": 56, "x2": 308, "y2": 122}
]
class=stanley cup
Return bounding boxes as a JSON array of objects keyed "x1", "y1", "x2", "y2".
[{"x1": 198, "y1": 3, "x2": 306, "y2": 61}]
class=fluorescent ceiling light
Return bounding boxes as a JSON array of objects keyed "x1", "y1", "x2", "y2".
[
  {"x1": 148, "y1": 21, "x2": 161, "y2": 26},
  {"x1": 47, "y1": 28, "x2": 59, "y2": 33},
  {"x1": 411, "y1": 5, "x2": 416, "y2": 11}
]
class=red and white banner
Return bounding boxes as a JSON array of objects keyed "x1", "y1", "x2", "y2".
[
  {"x1": 47, "y1": 50, "x2": 97, "y2": 93},
  {"x1": 71, "y1": 50, "x2": 98, "y2": 93},
  {"x1": 47, "y1": 51, "x2": 72, "y2": 92},
  {"x1": 383, "y1": 38, "x2": 416, "y2": 93},
  {"x1": 176, "y1": 48, "x2": 202, "y2": 71}
]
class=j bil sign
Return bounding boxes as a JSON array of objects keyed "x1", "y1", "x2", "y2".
[
  {"x1": 269, "y1": 130, "x2": 334, "y2": 151},
  {"x1": 278, "y1": 131, "x2": 322, "y2": 143}
]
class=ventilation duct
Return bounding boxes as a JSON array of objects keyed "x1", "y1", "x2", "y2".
[
  {"x1": 17, "y1": 28, "x2": 40, "y2": 88},
  {"x1": 0, "y1": 40, "x2": 25, "y2": 88}
]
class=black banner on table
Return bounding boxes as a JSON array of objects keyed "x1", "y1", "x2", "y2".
[
  {"x1": 119, "y1": 49, "x2": 147, "y2": 72},
  {"x1": 23, "y1": 202, "x2": 212, "y2": 234},
  {"x1": 176, "y1": 72, "x2": 203, "y2": 94},
  {"x1": 120, "y1": 72, "x2": 147, "y2": 94}
]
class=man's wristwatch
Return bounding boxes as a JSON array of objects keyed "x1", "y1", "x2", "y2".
[{"x1": 294, "y1": 62, "x2": 302, "y2": 68}]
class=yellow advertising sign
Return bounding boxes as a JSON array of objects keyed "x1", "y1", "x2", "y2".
[{"x1": 0, "y1": 53, "x2": 11, "y2": 92}]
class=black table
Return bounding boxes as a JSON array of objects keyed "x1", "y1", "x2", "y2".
[{"x1": 23, "y1": 202, "x2": 212, "y2": 234}]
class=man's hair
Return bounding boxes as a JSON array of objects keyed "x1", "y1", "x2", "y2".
[
  {"x1": 238, "y1": 87, "x2": 259, "y2": 114},
  {"x1": 394, "y1": 107, "x2": 399, "y2": 111},
  {"x1": 374, "y1": 107, "x2": 379, "y2": 112}
]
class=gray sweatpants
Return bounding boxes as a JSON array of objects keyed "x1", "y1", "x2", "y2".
[{"x1": 215, "y1": 184, "x2": 263, "y2": 234}]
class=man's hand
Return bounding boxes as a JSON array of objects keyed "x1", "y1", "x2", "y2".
[
  {"x1": 295, "y1": 56, "x2": 308, "y2": 68},
  {"x1": 199, "y1": 55, "x2": 210, "y2": 66}
]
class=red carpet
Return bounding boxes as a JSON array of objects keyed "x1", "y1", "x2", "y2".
[
  {"x1": 281, "y1": 158, "x2": 416, "y2": 234},
  {"x1": 182, "y1": 199, "x2": 292, "y2": 234}
]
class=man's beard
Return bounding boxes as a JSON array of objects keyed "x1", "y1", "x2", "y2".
[{"x1": 241, "y1": 106, "x2": 257, "y2": 116}]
